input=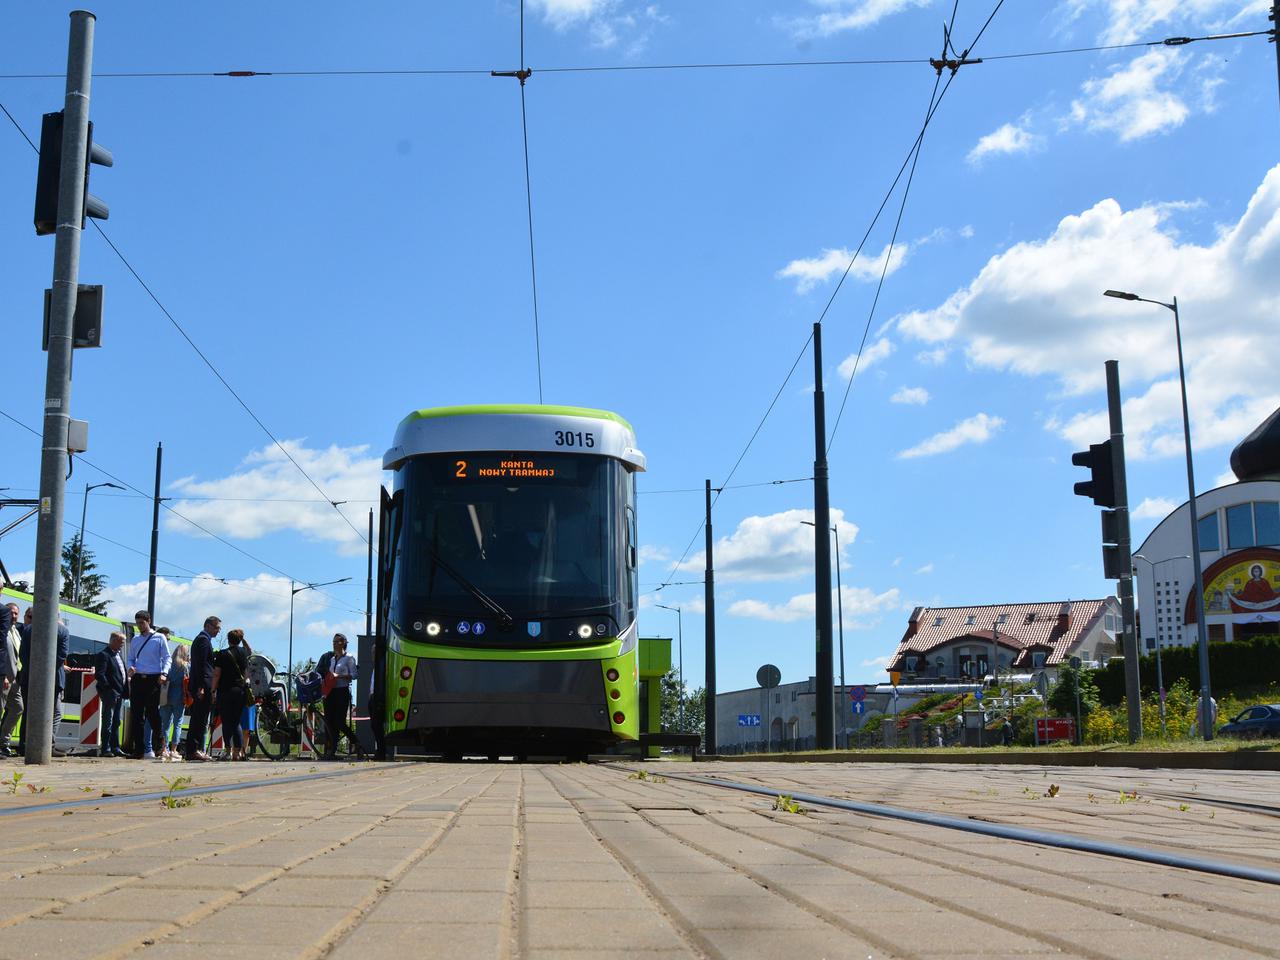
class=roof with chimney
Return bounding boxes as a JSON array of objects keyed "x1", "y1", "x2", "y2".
[{"x1": 888, "y1": 599, "x2": 1117, "y2": 670}]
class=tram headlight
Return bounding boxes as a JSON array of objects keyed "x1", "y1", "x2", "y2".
[
  {"x1": 595, "y1": 623, "x2": 606, "y2": 635},
  {"x1": 577, "y1": 623, "x2": 593, "y2": 639},
  {"x1": 425, "y1": 621, "x2": 441, "y2": 637},
  {"x1": 606, "y1": 668, "x2": 619, "y2": 682},
  {"x1": 413, "y1": 621, "x2": 424, "y2": 633}
]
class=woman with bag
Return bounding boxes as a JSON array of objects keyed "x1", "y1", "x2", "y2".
[
  {"x1": 322, "y1": 634, "x2": 358, "y2": 760},
  {"x1": 212, "y1": 629, "x2": 251, "y2": 761},
  {"x1": 158, "y1": 644, "x2": 190, "y2": 761}
]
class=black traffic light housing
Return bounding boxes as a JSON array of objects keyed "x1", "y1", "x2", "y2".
[
  {"x1": 1100, "y1": 510, "x2": 1123, "y2": 579},
  {"x1": 1071, "y1": 440, "x2": 1117, "y2": 508},
  {"x1": 34, "y1": 111, "x2": 112, "y2": 236}
]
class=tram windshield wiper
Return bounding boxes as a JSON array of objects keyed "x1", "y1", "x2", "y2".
[{"x1": 424, "y1": 546, "x2": 514, "y2": 627}]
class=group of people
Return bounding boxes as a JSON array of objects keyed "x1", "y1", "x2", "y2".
[
  {"x1": 1, "y1": 601, "x2": 359, "y2": 762},
  {"x1": 1, "y1": 600, "x2": 69, "y2": 757}
]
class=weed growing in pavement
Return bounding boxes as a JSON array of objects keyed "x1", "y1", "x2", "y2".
[
  {"x1": 1178, "y1": 803, "x2": 1191, "y2": 812},
  {"x1": 7, "y1": 771, "x2": 23, "y2": 794},
  {"x1": 772, "y1": 794, "x2": 804, "y2": 815},
  {"x1": 160, "y1": 774, "x2": 194, "y2": 809},
  {"x1": 1021, "y1": 786, "x2": 1041, "y2": 800},
  {"x1": 1115, "y1": 790, "x2": 1141, "y2": 804},
  {"x1": 1044, "y1": 784, "x2": 1060, "y2": 798}
]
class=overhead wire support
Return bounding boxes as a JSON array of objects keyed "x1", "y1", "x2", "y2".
[{"x1": 493, "y1": 0, "x2": 545, "y2": 403}]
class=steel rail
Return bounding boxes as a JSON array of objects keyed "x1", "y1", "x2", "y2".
[
  {"x1": 0, "y1": 765, "x2": 379, "y2": 818},
  {"x1": 617, "y1": 766, "x2": 1280, "y2": 886}
]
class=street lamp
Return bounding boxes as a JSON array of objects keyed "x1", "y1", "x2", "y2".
[
  {"x1": 1104, "y1": 289, "x2": 1213, "y2": 739},
  {"x1": 803, "y1": 520, "x2": 846, "y2": 748},
  {"x1": 654, "y1": 602, "x2": 684, "y2": 731},
  {"x1": 74, "y1": 481, "x2": 123, "y2": 604},
  {"x1": 1132, "y1": 553, "x2": 1191, "y2": 738},
  {"x1": 289, "y1": 577, "x2": 352, "y2": 689}
]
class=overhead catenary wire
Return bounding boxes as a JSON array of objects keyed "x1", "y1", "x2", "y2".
[
  {"x1": 0, "y1": 29, "x2": 1268, "y2": 81},
  {"x1": 0, "y1": 102, "x2": 370, "y2": 551},
  {"x1": 0, "y1": 407, "x2": 363, "y2": 616}
]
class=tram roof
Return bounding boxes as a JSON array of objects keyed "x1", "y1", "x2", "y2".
[{"x1": 386, "y1": 404, "x2": 645, "y2": 471}]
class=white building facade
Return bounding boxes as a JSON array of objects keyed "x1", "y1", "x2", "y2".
[{"x1": 1134, "y1": 480, "x2": 1280, "y2": 651}]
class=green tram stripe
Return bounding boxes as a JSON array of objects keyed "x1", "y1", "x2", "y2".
[
  {"x1": 400, "y1": 404, "x2": 633, "y2": 433},
  {"x1": 393, "y1": 633, "x2": 625, "y2": 661}
]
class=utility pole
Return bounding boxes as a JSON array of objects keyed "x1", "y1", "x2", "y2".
[
  {"x1": 365, "y1": 508, "x2": 373, "y2": 639},
  {"x1": 811, "y1": 322, "x2": 834, "y2": 750},
  {"x1": 147, "y1": 441, "x2": 162, "y2": 619},
  {"x1": 1272, "y1": 2, "x2": 1279, "y2": 113},
  {"x1": 27, "y1": 11, "x2": 97, "y2": 766},
  {"x1": 1106, "y1": 361, "x2": 1142, "y2": 744},
  {"x1": 704, "y1": 479, "x2": 717, "y2": 755}
]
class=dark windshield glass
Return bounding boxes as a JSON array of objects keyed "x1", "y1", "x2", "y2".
[{"x1": 396, "y1": 452, "x2": 621, "y2": 628}]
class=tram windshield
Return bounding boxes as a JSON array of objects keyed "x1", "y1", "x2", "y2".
[{"x1": 396, "y1": 452, "x2": 627, "y2": 633}]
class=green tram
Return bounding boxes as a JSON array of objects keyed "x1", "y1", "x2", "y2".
[{"x1": 373, "y1": 405, "x2": 645, "y2": 759}]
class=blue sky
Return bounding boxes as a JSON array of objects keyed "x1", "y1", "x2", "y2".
[{"x1": 1, "y1": 1, "x2": 1277, "y2": 691}]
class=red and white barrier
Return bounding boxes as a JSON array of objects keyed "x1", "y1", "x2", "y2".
[
  {"x1": 209, "y1": 721, "x2": 225, "y2": 757},
  {"x1": 79, "y1": 673, "x2": 100, "y2": 751},
  {"x1": 300, "y1": 712, "x2": 316, "y2": 759}
]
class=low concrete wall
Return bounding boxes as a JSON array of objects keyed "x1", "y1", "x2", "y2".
[{"x1": 716, "y1": 748, "x2": 1280, "y2": 771}]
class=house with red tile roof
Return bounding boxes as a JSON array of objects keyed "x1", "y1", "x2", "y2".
[{"x1": 886, "y1": 598, "x2": 1120, "y2": 683}]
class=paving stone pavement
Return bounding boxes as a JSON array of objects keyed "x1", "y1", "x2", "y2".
[{"x1": 1, "y1": 756, "x2": 1276, "y2": 959}]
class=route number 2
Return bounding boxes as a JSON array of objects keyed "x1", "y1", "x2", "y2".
[{"x1": 455, "y1": 460, "x2": 467, "y2": 477}]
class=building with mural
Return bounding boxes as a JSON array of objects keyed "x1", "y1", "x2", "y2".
[{"x1": 1134, "y1": 406, "x2": 1280, "y2": 650}]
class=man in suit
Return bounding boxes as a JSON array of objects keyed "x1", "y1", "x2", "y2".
[
  {"x1": 0, "y1": 602, "x2": 21, "y2": 758},
  {"x1": 95, "y1": 631, "x2": 128, "y2": 757},
  {"x1": 185, "y1": 615, "x2": 221, "y2": 761}
]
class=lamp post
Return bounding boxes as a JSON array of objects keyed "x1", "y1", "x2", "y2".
[
  {"x1": 803, "y1": 520, "x2": 846, "y2": 748},
  {"x1": 654, "y1": 602, "x2": 684, "y2": 731},
  {"x1": 1132, "y1": 553, "x2": 1190, "y2": 739},
  {"x1": 289, "y1": 577, "x2": 352, "y2": 690},
  {"x1": 1104, "y1": 290, "x2": 1213, "y2": 739},
  {"x1": 74, "y1": 481, "x2": 123, "y2": 604}
]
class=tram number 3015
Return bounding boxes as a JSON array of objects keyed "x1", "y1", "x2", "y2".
[{"x1": 554, "y1": 430, "x2": 595, "y2": 448}]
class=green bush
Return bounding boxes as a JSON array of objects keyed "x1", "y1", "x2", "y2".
[{"x1": 1092, "y1": 634, "x2": 1280, "y2": 706}]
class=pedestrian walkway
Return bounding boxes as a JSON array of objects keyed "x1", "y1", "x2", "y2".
[{"x1": 1, "y1": 758, "x2": 1275, "y2": 959}]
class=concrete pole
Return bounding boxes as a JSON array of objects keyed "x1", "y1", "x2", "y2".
[
  {"x1": 365, "y1": 509, "x2": 373, "y2": 639},
  {"x1": 27, "y1": 10, "x2": 96, "y2": 766},
  {"x1": 811, "y1": 322, "x2": 834, "y2": 750},
  {"x1": 833, "y1": 524, "x2": 846, "y2": 749}
]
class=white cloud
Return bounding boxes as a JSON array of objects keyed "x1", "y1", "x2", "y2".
[
  {"x1": 778, "y1": 242, "x2": 908, "y2": 294},
  {"x1": 637, "y1": 544, "x2": 671, "y2": 565},
  {"x1": 166, "y1": 440, "x2": 383, "y2": 556},
  {"x1": 103, "y1": 573, "x2": 362, "y2": 666},
  {"x1": 729, "y1": 584, "x2": 901, "y2": 627},
  {"x1": 1132, "y1": 497, "x2": 1178, "y2": 520},
  {"x1": 529, "y1": 0, "x2": 667, "y2": 52},
  {"x1": 890, "y1": 386, "x2": 930, "y2": 406},
  {"x1": 915, "y1": 347, "x2": 948, "y2": 366},
  {"x1": 967, "y1": 121, "x2": 1040, "y2": 164},
  {"x1": 837, "y1": 337, "x2": 894, "y2": 379},
  {"x1": 678, "y1": 508, "x2": 858, "y2": 583},
  {"x1": 897, "y1": 413, "x2": 1004, "y2": 460},
  {"x1": 914, "y1": 562, "x2": 933, "y2": 575},
  {"x1": 1069, "y1": 49, "x2": 1190, "y2": 142},
  {"x1": 1213, "y1": 467, "x2": 1237, "y2": 488},
  {"x1": 1064, "y1": 0, "x2": 1267, "y2": 46},
  {"x1": 862, "y1": 654, "x2": 893, "y2": 669},
  {"x1": 895, "y1": 165, "x2": 1280, "y2": 460},
  {"x1": 779, "y1": 0, "x2": 930, "y2": 39}
]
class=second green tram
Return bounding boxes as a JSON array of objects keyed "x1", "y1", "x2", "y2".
[{"x1": 373, "y1": 405, "x2": 645, "y2": 758}]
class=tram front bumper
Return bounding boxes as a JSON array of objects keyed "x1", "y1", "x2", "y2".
[{"x1": 404, "y1": 658, "x2": 613, "y2": 733}]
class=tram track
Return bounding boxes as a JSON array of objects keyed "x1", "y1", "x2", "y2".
[{"x1": 605, "y1": 763, "x2": 1280, "y2": 886}]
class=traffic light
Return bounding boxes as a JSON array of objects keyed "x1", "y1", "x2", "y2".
[
  {"x1": 1100, "y1": 510, "x2": 1123, "y2": 579},
  {"x1": 1071, "y1": 440, "x2": 1117, "y2": 508},
  {"x1": 34, "y1": 111, "x2": 113, "y2": 236}
]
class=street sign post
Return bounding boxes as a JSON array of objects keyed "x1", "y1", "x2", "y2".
[
  {"x1": 850, "y1": 684, "x2": 867, "y2": 703},
  {"x1": 852, "y1": 701, "x2": 865, "y2": 715}
]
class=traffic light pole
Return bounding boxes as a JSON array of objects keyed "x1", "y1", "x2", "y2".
[
  {"x1": 27, "y1": 10, "x2": 97, "y2": 766},
  {"x1": 1105, "y1": 361, "x2": 1142, "y2": 744}
]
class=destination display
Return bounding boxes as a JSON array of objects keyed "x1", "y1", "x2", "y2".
[{"x1": 440, "y1": 453, "x2": 579, "y2": 483}]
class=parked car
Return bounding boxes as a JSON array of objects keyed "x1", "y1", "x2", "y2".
[{"x1": 1217, "y1": 704, "x2": 1280, "y2": 738}]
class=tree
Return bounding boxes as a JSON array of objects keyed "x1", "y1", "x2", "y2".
[
  {"x1": 1048, "y1": 664, "x2": 1099, "y2": 722},
  {"x1": 657, "y1": 669, "x2": 706, "y2": 740},
  {"x1": 60, "y1": 533, "x2": 109, "y2": 614}
]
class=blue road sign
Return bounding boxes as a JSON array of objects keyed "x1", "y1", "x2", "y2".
[
  {"x1": 973, "y1": 689, "x2": 983, "y2": 702},
  {"x1": 853, "y1": 701, "x2": 865, "y2": 715},
  {"x1": 737, "y1": 714, "x2": 761, "y2": 727},
  {"x1": 850, "y1": 684, "x2": 867, "y2": 702}
]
